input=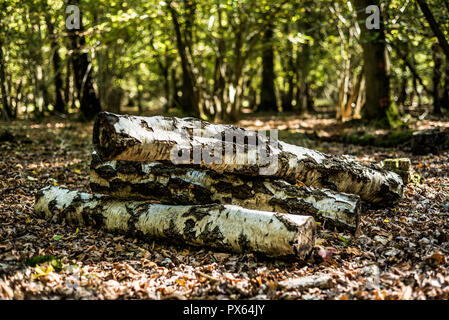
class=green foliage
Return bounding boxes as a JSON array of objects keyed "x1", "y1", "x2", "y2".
[
  {"x1": 386, "y1": 102, "x2": 403, "y2": 129},
  {"x1": 24, "y1": 255, "x2": 63, "y2": 272},
  {"x1": 0, "y1": 0, "x2": 447, "y2": 122}
]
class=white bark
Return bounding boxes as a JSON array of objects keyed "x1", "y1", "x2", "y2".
[
  {"x1": 35, "y1": 186, "x2": 316, "y2": 258},
  {"x1": 93, "y1": 112, "x2": 404, "y2": 206},
  {"x1": 90, "y1": 152, "x2": 361, "y2": 231}
]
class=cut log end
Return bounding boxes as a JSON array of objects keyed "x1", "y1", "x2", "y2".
[{"x1": 93, "y1": 112, "x2": 125, "y2": 160}]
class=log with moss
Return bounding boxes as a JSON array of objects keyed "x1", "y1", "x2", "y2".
[
  {"x1": 34, "y1": 186, "x2": 316, "y2": 258},
  {"x1": 93, "y1": 112, "x2": 404, "y2": 206},
  {"x1": 90, "y1": 152, "x2": 361, "y2": 231}
]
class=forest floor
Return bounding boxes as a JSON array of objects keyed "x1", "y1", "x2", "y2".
[{"x1": 1, "y1": 113, "x2": 449, "y2": 300}]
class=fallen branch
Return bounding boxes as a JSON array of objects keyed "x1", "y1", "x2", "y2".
[
  {"x1": 93, "y1": 112, "x2": 403, "y2": 206},
  {"x1": 90, "y1": 152, "x2": 361, "y2": 231},
  {"x1": 35, "y1": 186, "x2": 316, "y2": 259}
]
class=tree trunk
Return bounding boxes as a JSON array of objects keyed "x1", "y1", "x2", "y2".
[
  {"x1": 416, "y1": 0, "x2": 449, "y2": 60},
  {"x1": 281, "y1": 24, "x2": 294, "y2": 112},
  {"x1": 171, "y1": 68, "x2": 180, "y2": 110},
  {"x1": 258, "y1": 23, "x2": 278, "y2": 112},
  {"x1": 343, "y1": 71, "x2": 363, "y2": 121},
  {"x1": 93, "y1": 112, "x2": 404, "y2": 206},
  {"x1": 106, "y1": 87, "x2": 124, "y2": 114},
  {"x1": 397, "y1": 65, "x2": 407, "y2": 107},
  {"x1": 90, "y1": 153, "x2": 361, "y2": 231},
  {"x1": 162, "y1": 56, "x2": 171, "y2": 113},
  {"x1": 353, "y1": 75, "x2": 365, "y2": 118},
  {"x1": 168, "y1": 1, "x2": 199, "y2": 116},
  {"x1": 353, "y1": 0, "x2": 391, "y2": 121},
  {"x1": 64, "y1": 53, "x2": 71, "y2": 107},
  {"x1": 442, "y1": 60, "x2": 449, "y2": 110},
  {"x1": 433, "y1": 42, "x2": 443, "y2": 114},
  {"x1": 68, "y1": 0, "x2": 101, "y2": 120},
  {"x1": 135, "y1": 73, "x2": 144, "y2": 114},
  {"x1": 44, "y1": 5, "x2": 65, "y2": 114},
  {"x1": 35, "y1": 186, "x2": 316, "y2": 259},
  {"x1": 0, "y1": 37, "x2": 11, "y2": 120}
]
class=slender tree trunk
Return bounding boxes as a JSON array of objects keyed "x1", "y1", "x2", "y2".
[
  {"x1": 45, "y1": 12, "x2": 65, "y2": 114},
  {"x1": 229, "y1": 40, "x2": 244, "y2": 121},
  {"x1": 160, "y1": 57, "x2": 170, "y2": 113},
  {"x1": 168, "y1": 1, "x2": 199, "y2": 116},
  {"x1": 64, "y1": 53, "x2": 71, "y2": 107},
  {"x1": 0, "y1": 38, "x2": 12, "y2": 120},
  {"x1": 442, "y1": 59, "x2": 449, "y2": 110},
  {"x1": 171, "y1": 68, "x2": 180, "y2": 110},
  {"x1": 397, "y1": 62, "x2": 408, "y2": 107},
  {"x1": 68, "y1": 0, "x2": 101, "y2": 120},
  {"x1": 282, "y1": 23, "x2": 294, "y2": 112},
  {"x1": 353, "y1": 75, "x2": 365, "y2": 118},
  {"x1": 258, "y1": 23, "x2": 278, "y2": 112},
  {"x1": 35, "y1": 186, "x2": 316, "y2": 259},
  {"x1": 353, "y1": 0, "x2": 391, "y2": 121},
  {"x1": 432, "y1": 42, "x2": 443, "y2": 114},
  {"x1": 135, "y1": 72, "x2": 143, "y2": 114},
  {"x1": 343, "y1": 71, "x2": 363, "y2": 120},
  {"x1": 416, "y1": 0, "x2": 449, "y2": 60},
  {"x1": 305, "y1": 81, "x2": 314, "y2": 113},
  {"x1": 32, "y1": 66, "x2": 43, "y2": 118},
  {"x1": 212, "y1": 5, "x2": 227, "y2": 121},
  {"x1": 12, "y1": 80, "x2": 22, "y2": 118}
]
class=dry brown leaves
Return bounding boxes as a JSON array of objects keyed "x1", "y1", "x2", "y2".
[{"x1": 1, "y1": 115, "x2": 449, "y2": 300}]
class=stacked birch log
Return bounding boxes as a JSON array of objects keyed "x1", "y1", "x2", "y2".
[{"x1": 34, "y1": 112, "x2": 404, "y2": 259}]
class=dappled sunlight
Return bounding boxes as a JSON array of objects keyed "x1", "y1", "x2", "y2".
[{"x1": 1, "y1": 0, "x2": 449, "y2": 303}]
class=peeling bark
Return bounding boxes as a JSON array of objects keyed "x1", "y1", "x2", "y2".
[
  {"x1": 93, "y1": 112, "x2": 403, "y2": 206},
  {"x1": 35, "y1": 186, "x2": 316, "y2": 258},
  {"x1": 90, "y1": 152, "x2": 361, "y2": 231}
]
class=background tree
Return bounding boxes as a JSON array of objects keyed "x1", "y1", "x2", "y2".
[
  {"x1": 258, "y1": 23, "x2": 278, "y2": 113},
  {"x1": 68, "y1": 0, "x2": 102, "y2": 120},
  {"x1": 352, "y1": 0, "x2": 392, "y2": 122}
]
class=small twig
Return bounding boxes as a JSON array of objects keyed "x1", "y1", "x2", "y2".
[{"x1": 195, "y1": 271, "x2": 220, "y2": 282}]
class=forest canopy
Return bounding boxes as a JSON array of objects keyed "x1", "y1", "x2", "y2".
[{"x1": 0, "y1": 0, "x2": 448, "y2": 125}]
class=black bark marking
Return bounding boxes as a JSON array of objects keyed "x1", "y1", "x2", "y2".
[
  {"x1": 140, "y1": 119, "x2": 153, "y2": 132},
  {"x1": 125, "y1": 203, "x2": 147, "y2": 236},
  {"x1": 93, "y1": 112, "x2": 141, "y2": 160},
  {"x1": 238, "y1": 232, "x2": 251, "y2": 252},
  {"x1": 47, "y1": 199, "x2": 59, "y2": 216},
  {"x1": 94, "y1": 164, "x2": 117, "y2": 179},
  {"x1": 183, "y1": 218, "x2": 197, "y2": 241},
  {"x1": 199, "y1": 223, "x2": 225, "y2": 244},
  {"x1": 181, "y1": 205, "x2": 214, "y2": 221},
  {"x1": 274, "y1": 213, "x2": 299, "y2": 232},
  {"x1": 162, "y1": 219, "x2": 180, "y2": 242},
  {"x1": 115, "y1": 160, "x2": 142, "y2": 175}
]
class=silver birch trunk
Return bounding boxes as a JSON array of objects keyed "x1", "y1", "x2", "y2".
[
  {"x1": 34, "y1": 186, "x2": 316, "y2": 259},
  {"x1": 93, "y1": 112, "x2": 403, "y2": 206},
  {"x1": 90, "y1": 152, "x2": 361, "y2": 231}
]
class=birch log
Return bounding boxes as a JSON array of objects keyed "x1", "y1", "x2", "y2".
[
  {"x1": 34, "y1": 186, "x2": 316, "y2": 258},
  {"x1": 93, "y1": 112, "x2": 403, "y2": 206},
  {"x1": 90, "y1": 152, "x2": 361, "y2": 231}
]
